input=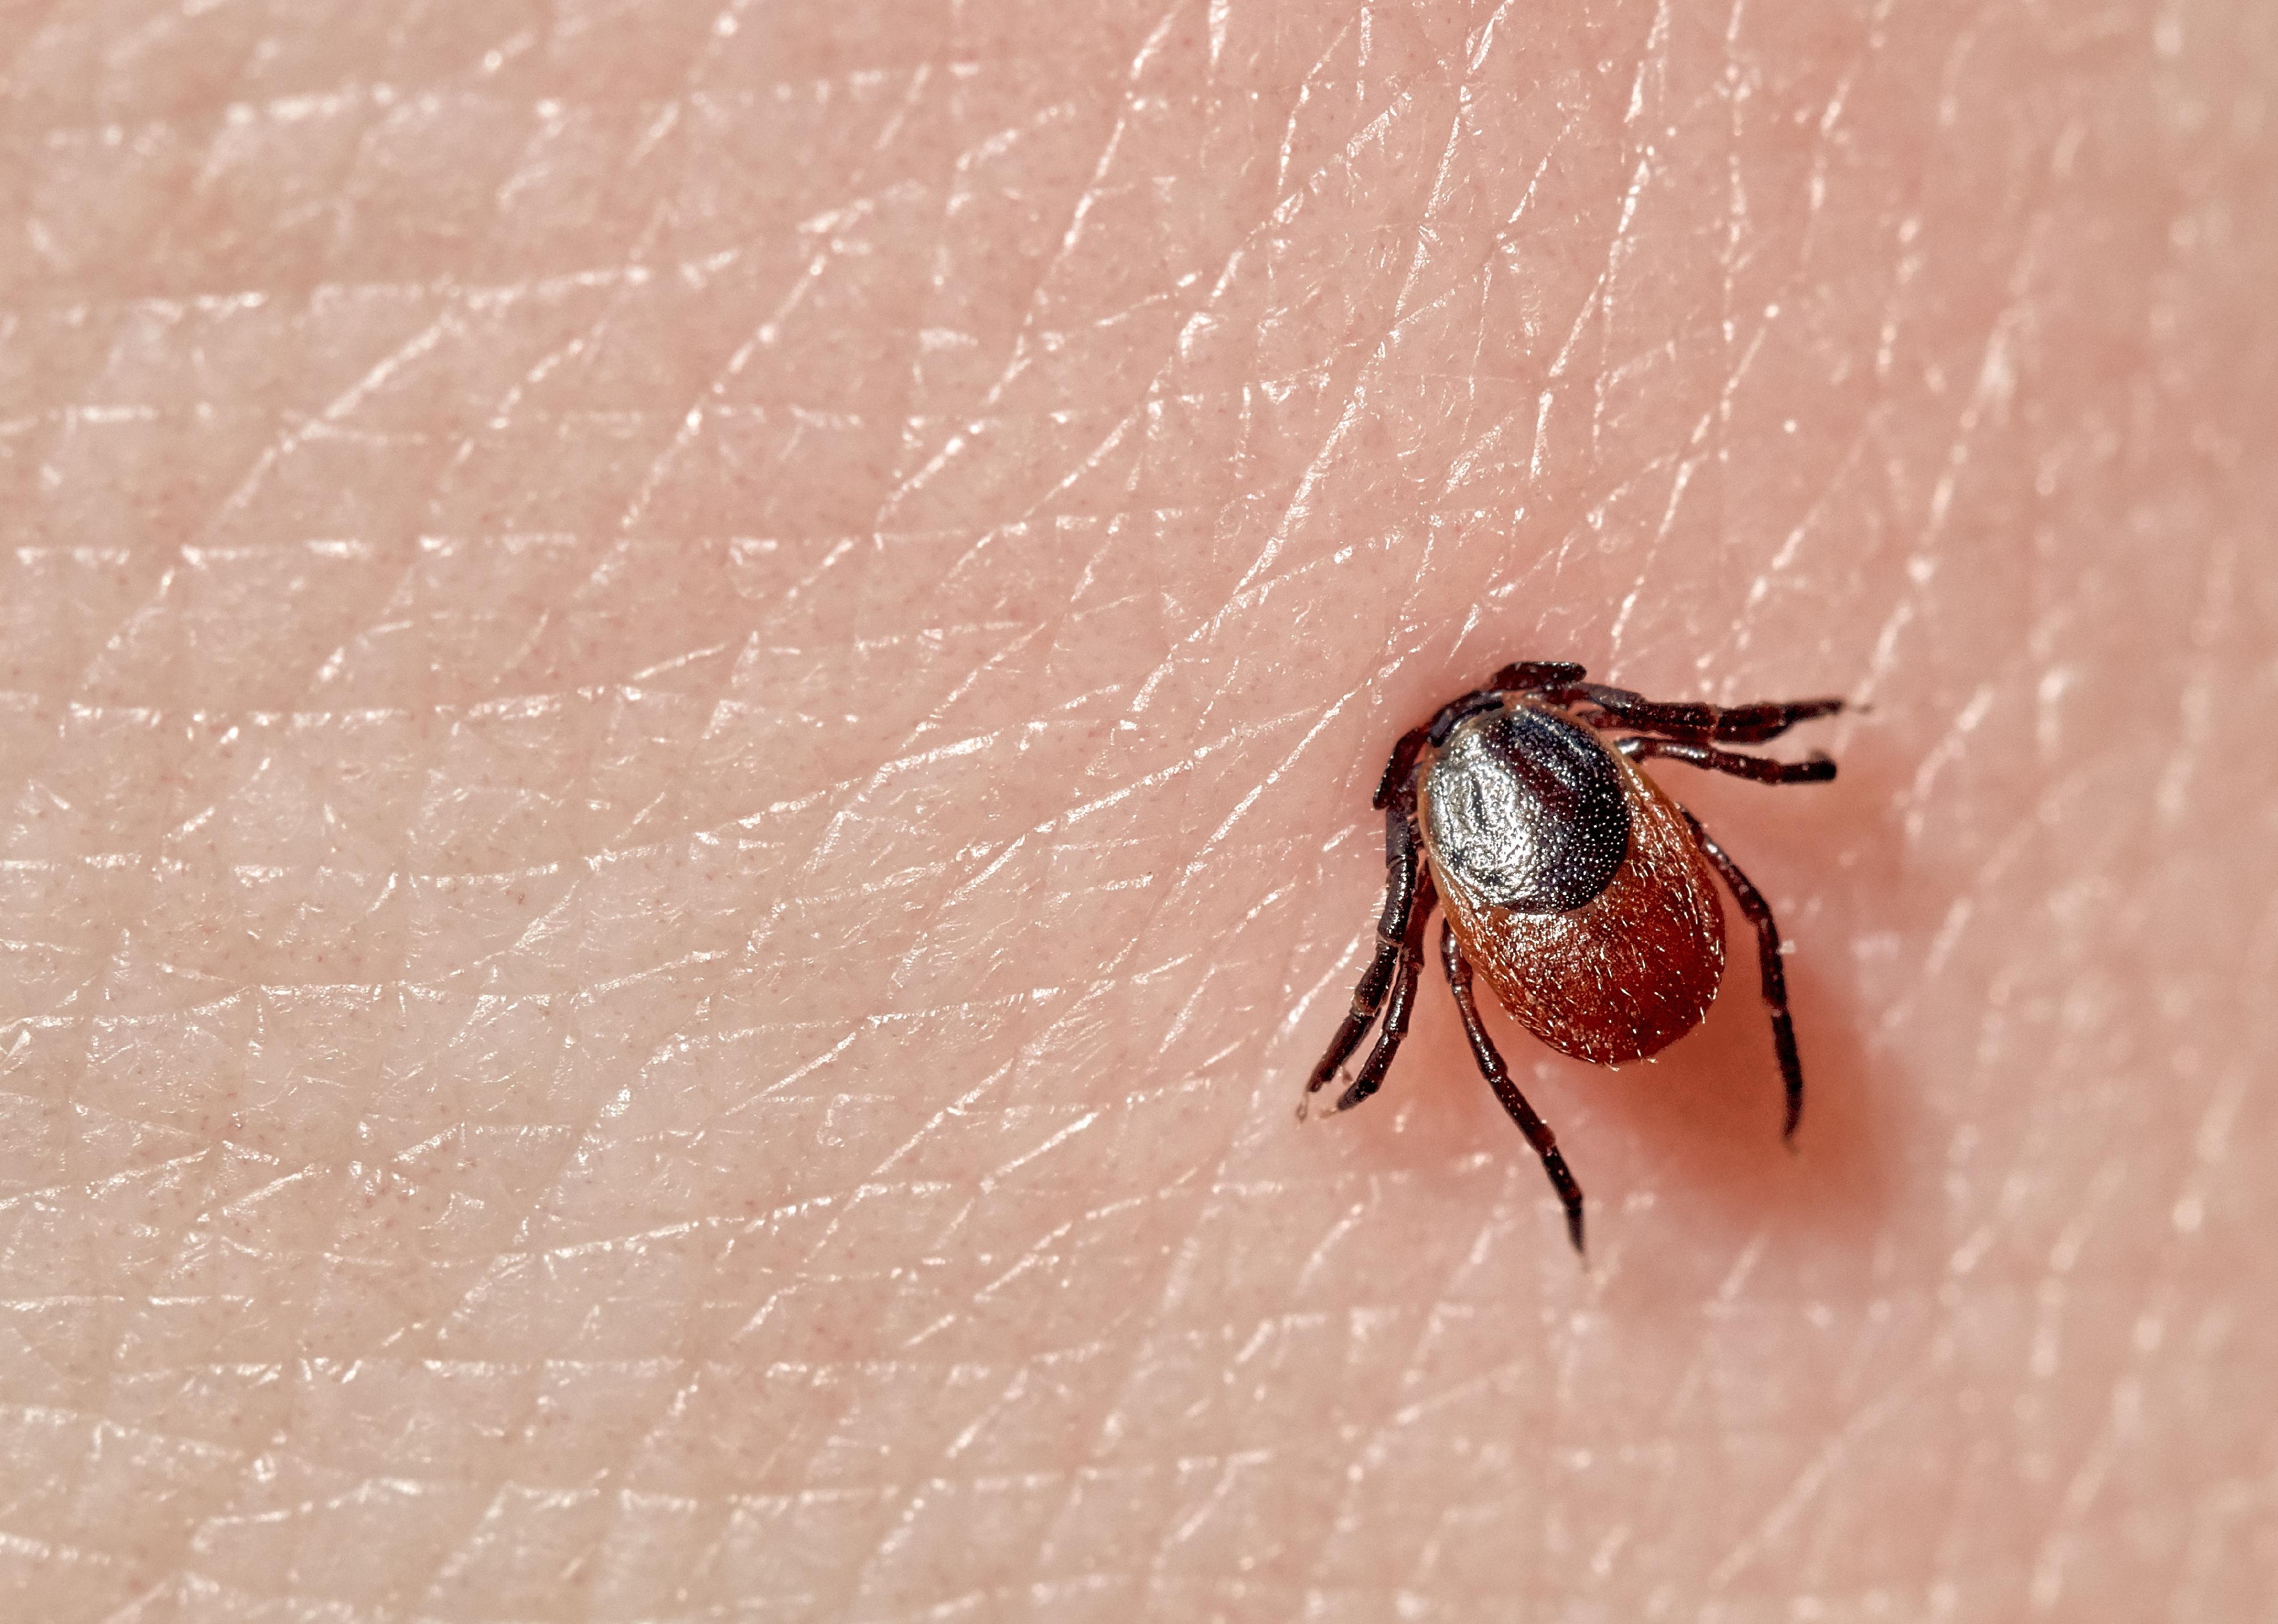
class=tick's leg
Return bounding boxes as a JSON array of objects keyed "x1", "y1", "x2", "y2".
[
  {"x1": 1486, "y1": 659, "x2": 1587, "y2": 693},
  {"x1": 1440, "y1": 920, "x2": 1586, "y2": 1254},
  {"x1": 1371, "y1": 723, "x2": 1433, "y2": 810},
  {"x1": 1325, "y1": 870, "x2": 1436, "y2": 1117},
  {"x1": 1303, "y1": 799, "x2": 1424, "y2": 1116},
  {"x1": 1560, "y1": 683, "x2": 1845, "y2": 744},
  {"x1": 1615, "y1": 735, "x2": 1837, "y2": 785},
  {"x1": 1677, "y1": 807, "x2": 1806, "y2": 1142}
]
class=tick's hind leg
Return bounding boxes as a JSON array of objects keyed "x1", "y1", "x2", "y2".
[
  {"x1": 1440, "y1": 920, "x2": 1586, "y2": 1254},
  {"x1": 1677, "y1": 808, "x2": 1806, "y2": 1141}
]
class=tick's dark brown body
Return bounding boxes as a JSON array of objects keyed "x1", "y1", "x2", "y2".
[
  {"x1": 1421, "y1": 718, "x2": 1726, "y2": 1066},
  {"x1": 1305, "y1": 661, "x2": 1844, "y2": 1254}
]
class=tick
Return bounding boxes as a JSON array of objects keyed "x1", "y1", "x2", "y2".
[{"x1": 1305, "y1": 660, "x2": 1846, "y2": 1253}]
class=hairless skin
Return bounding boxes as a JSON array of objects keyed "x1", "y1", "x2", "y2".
[{"x1": 3, "y1": 3, "x2": 2273, "y2": 1619}]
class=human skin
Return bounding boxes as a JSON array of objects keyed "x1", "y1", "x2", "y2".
[{"x1": 3, "y1": 0, "x2": 2275, "y2": 1619}]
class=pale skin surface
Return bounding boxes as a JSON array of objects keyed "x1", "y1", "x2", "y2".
[{"x1": 3, "y1": 1, "x2": 2275, "y2": 1619}]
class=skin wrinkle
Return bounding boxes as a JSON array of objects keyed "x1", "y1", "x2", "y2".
[
  {"x1": 3, "y1": 1, "x2": 2275, "y2": 1621},
  {"x1": 957, "y1": 56, "x2": 1437, "y2": 622},
  {"x1": 1010, "y1": 954, "x2": 1363, "y2": 1588},
  {"x1": 964, "y1": 28, "x2": 1152, "y2": 415},
  {"x1": 1330, "y1": 1205, "x2": 1550, "y2": 1594}
]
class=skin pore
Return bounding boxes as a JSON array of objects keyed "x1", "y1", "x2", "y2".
[{"x1": 3, "y1": 1, "x2": 2273, "y2": 1619}]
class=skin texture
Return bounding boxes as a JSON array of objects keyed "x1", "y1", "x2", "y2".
[{"x1": 2, "y1": 2, "x2": 2273, "y2": 1621}]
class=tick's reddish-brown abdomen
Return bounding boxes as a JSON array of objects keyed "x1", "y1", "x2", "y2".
[{"x1": 1420, "y1": 746, "x2": 1726, "y2": 1065}]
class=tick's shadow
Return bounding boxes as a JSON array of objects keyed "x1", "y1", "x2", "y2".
[{"x1": 1595, "y1": 950, "x2": 1890, "y2": 1254}]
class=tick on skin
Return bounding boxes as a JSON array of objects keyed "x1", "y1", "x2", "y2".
[{"x1": 1305, "y1": 660, "x2": 1846, "y2": 1254}]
